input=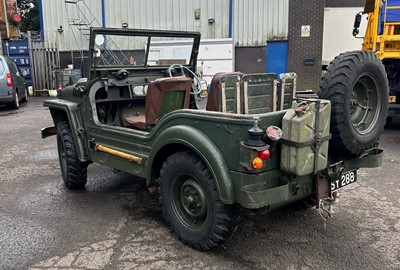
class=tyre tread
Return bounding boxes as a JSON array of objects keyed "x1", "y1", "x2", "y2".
[
  {"x1": 159, "y1": 151, "x2": 237, "y2": 251},
  {"x1": 319, "y1": 50, "x2": 388, "y2": 155},
  {"x1": 57, "y1": 121, "x2": 88, "y2": 189}
]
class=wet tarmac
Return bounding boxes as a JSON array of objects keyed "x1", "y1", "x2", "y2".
[{"x1": 0, "y1": 96, "x2": 399, "y2": 270}]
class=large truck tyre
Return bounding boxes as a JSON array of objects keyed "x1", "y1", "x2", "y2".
[{"x1": 319, "y1": 51, "x2": 388, "y2": 156}]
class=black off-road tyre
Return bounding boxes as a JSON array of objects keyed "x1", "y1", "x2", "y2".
[
  {"x1": 319, "y1": 51, "x2": 388, "y2": 156},
  {"x1": 56, "y1": 121, "x2": 88, "y2": 189},
  {"x1": 159, "y1": 151, "x2": 237, "y2": 251}
]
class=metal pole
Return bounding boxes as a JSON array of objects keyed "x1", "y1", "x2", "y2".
[
  {"x1": 4, "y1": 41, "x2": 8, "y2": 55},
  {"x1": 28, "y1": 31, "x2": 35, "y2": 91},
  {"x1": 56, "y1": 31, "x2": 61, "y2": 87},
  {"x1": 231, "y1": 0, "x2": 235, "y2": 72},
  {"x1": 2, "y1": 0, "x2": 9, "y2": 38},
  {"x1": 49, "y1": 41, "x2": 54, "y2": 89}
]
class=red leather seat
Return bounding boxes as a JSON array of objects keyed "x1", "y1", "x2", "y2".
[
  {"x1": 206, "y1": 72, "x2": 243, "y2": 111},
  {"x1": 125, "y1": 76, "x2": 192, "y2": 130}
]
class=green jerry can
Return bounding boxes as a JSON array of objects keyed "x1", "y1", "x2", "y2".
[{"x1": 280, "y1": 99, "x2": 331, "y2": 176}]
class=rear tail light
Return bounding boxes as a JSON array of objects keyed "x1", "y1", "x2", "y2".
[
  {"x1": 259, "y1": 150, "x2": 270, "y2": 160},
  {"x1": 6, "y1": 73, "x2": 12, "y2": 87},
  {"x1": 252, "y1": 150, "x2": 271, "y2": 170}
]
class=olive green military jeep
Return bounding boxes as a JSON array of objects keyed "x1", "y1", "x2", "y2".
[{"x1": 42, "y1": 28, "x2": 388, "y2": 251}]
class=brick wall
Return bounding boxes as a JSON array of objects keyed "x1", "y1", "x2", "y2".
[
  {"x1": 325, "y1": 0, "x2": 365, "y2": 7},
  {"x1": 288, "y1": 0, "x2": 324, "y2": 91},
  {"x1": 235, "y1": 46, "x2": 266, "y2": 74}
]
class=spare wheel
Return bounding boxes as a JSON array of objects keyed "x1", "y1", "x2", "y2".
[{"x1": 319, "y1": 51, "x2": 388, "y2": 156}]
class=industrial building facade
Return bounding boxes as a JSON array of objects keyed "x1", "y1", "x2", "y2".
[{"x1": 38, "y1": 0, "x2": 366, "y2": 90}]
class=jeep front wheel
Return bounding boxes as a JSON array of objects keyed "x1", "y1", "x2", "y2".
[
  {"x1": 159, "y1": 151, "x2": 237, "y2": 251},
  {"x1": 56, "y1": 121, "x2": 88, "y2": 189}
]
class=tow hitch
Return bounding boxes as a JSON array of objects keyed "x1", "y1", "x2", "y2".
[
  {"x1": 316, "y1": 174, "x2": 340, "y2": 220},
  {"x1": 318, "y1": 191, "x2": 340, "y2": 220}
]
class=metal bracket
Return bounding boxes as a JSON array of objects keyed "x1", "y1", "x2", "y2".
[
  {"x1": 318, "y1": 192, "x2": 340, "y2": 220},
  {"x1": 315, "y1": 174, "x2": 331, "y2": 208},
  {"x1": 280, "y1": 134, "x2": 331, "y2": 148}
]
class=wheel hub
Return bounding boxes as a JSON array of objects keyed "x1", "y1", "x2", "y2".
[
  {"x1": 351, "y1": 75, "x2": 380, "y2": 134},
  {"x1": 180, "y1": 179, "x2": 207, "y2": 220}
]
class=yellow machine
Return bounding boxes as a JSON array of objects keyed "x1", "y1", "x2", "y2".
[{"x1": 353, "y1": 0, "x2": 400, "y2": 121}]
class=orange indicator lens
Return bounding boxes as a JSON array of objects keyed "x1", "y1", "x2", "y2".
[{"x1": 252, "y1": 157, "x2": 263, "y2": 169}]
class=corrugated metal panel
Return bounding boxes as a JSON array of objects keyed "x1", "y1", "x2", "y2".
[
  {"x1": 41, "y1": 0, "x2": 102, "y2": 51},
  {"x1": 41, "y1": 0, "x2": 288, "y2": 50},
  {"x1": 233, "y1": 0, "x2": 288, "y2": 46},
  {"x1": 42, "y1": 0, "x2": 230, "y2": 50},
  {"x1": 104, "y1": 0, "x2": 230, "y2": 40}
]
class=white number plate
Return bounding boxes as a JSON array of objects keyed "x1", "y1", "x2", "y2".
[{"x1": 331, "y1": 170, "x2": 357, "y2": 191}]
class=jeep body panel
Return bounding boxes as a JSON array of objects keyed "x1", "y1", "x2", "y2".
[
  {"x1": 83, "y1": 87, "x2": 286, "y2": 204},
  {"x1": 44, "y1": 98, "x2": 90, "y2": 162},
  {"x1": 148, "y1": 124, "x2": 235, "y2": 203}
]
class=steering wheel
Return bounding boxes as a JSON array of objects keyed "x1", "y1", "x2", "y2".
[
  {"x1": 116, "y1": 69, "x2": 129, "y2": 80},
  {"x1": 167, "y1": 64, "x2": 203, "y2": 95},
  {"x1": 167, "y1": 64, "x2": 185, "y2": 77}
]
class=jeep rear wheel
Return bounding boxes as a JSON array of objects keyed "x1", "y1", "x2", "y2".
[
  {"x1": 319, "y1": 51, "x2": 388, "y2": 156},
  {"x1": 159, "y1": 151, "x2": 237, "y2": 251},
  {"x1": 56, "y1": 121, "x2": 88, "y2": 189}
]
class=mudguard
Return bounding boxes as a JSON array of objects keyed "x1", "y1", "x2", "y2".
[
  {"x1": 148, "y1": 125, "x2": 235, "y2": 204},
  {"x1": 43, "y1": 99, "x2": 89, "y2": 162}
]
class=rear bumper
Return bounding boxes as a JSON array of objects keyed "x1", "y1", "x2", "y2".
[
  {"x1": 233, "y1": 148, "x2": 384, "y2": 210},
  {"x1": 231, "y1": 170, "x2": 314, "y2": 210},
  {"x1": 343, "y1": 148, "x2": 384, "y2": 169},
  {"x1": 240, "y1": 180, "x2": 290, "y2": 209},
  {"x1": 0, "y1": 94, "x2": 13, "y2": 104},
  {"x1": 388, "y1": 103, "x2": 400, "y2": 117}
]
